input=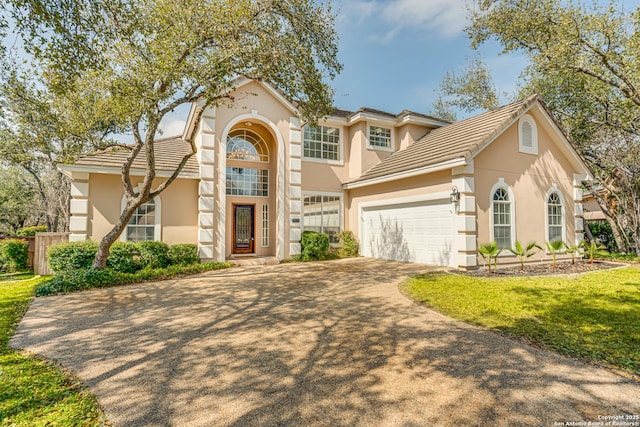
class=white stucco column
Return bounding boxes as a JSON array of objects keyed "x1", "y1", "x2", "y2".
[
  {"x1": 452, "y1": 162, "x2": 477, "y2": 269},
  {"x1": 574, "y1": 173, "x2": 587, "y2": 246},
  {"x1": 69, "y1": 172, "x2": 90, "y2": 242},
  {"x1": 197, "y1": 107, "x2": 216, "y2": 261},
  {"x1": 288, "y1": 116, "x2": 303, "y2": 256}
]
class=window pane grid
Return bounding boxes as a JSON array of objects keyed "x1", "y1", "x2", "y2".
[
  {"x1": 548, "y1": 193, "x2": 563, "y2": 242},
  {"x1": 303, "y1": 195, "x2": 341, "y2": 243},
  {"x1": 303, "y1": 125, "x2": 340, "y2": 161},
  {"x1": 226, "y1": 167, "x2": 269, "y2": 197},
  {"x1": 492, "y1": 188, "x2": 511, "y2": 249},
  {"x1": 369, "y1": 126, "x2": 391, "y2": 148},
  {"x1": 262, "y1": 205, "x2": 269, "y2": 248},
  {"x1": 127, "y1": 200, "x2": 155, "y2": 242}
]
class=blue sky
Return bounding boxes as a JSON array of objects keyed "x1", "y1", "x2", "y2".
[{"x1": 328, "y1": 0, "x2": 527, "y2": 115}]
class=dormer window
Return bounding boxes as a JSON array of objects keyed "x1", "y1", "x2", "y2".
[
  {"x1": 368, "y1": 125, "x2": 393, "y2": 150},
  {"x1": 518, "y1": 114, "x2": 538, "y2": 155}
]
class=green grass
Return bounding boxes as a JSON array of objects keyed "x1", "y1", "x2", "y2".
[
  {"x1": 0, "y1": 271, "x2": 35, "y2": 282},
  {"x1": 0, "y1": 276, "x2": 105, "y2": 426},
  {"x1": 403, "y1": 266, "x2": 640, "y2": 376}
]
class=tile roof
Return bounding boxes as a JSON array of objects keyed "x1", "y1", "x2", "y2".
[
  {"x1": 348, "y1": 95, "x2": 540, "y2": 184},
  {"x1": 71, "y1": 137, "x2": 199, "y2": 176}
]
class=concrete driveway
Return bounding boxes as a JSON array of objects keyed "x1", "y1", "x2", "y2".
[{"x1": 11, "y1": 258, "x2": 640, "y2": 426}]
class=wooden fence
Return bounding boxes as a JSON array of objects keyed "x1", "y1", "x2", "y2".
[{"x1": 34, "y1": 233, "x2": 70, "y2": 275}]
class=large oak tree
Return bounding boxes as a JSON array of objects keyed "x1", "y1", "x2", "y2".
[
  {"x1": 2, "y1": 0, "x2": 341, "y2": 268},
  {"x1": 467, "y1": 0, "x2": 640, "y2": 254}
]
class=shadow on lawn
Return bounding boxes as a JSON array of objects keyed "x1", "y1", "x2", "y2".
[{"x1": 9, "y1": 259, "x2": 640, "y2": 426}]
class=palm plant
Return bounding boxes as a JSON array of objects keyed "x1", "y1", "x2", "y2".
[
  {"x1": 581, "y1": 240, "x2": 608, "y2": 264},
  {"x1": 563, "y1": 242, "x2": 581, "y2": 265},
  {"x1": 478, "y1": 242, "x2": 502, "y2": 274},
  {"x1": 546, "y1": 240, "x2": 564, "y2": 269},
  {"x1": 509, "y1": 240, "x2": 541, "y2": 272}
]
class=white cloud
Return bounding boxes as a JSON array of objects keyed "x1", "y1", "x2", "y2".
[
  {"x1": 335, "y1": 0, "x2": 378, "y2": 26},
  {"x1": 382, "y1": 0, "x2": 469, "y2": 38},
  {"x1": 157, "y1": 119, "x2": 186, "y2": 138}
]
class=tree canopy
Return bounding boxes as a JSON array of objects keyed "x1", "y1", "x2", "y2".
[
  {"x1": 1, "y1": 0, "x2": 342, "y2": 267},
  {"x1": 467, "y1": 0, "x2": 640, "y2": 254}
]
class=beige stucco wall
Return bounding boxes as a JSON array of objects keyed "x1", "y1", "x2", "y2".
[
  {"x1": 474, "y1": 109, "x2": 579, "y2": 263},
  {"x1": 398, "y1": 123, "x2": 430, "y2": 150},
  {"x1": 87, "y1": 173, "x2": 198, "y2": 245},
  {"x1": 346, "y1": 170, "x2": 452, "y2": 235}
]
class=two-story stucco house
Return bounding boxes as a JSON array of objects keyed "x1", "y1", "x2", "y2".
[{"x1": 60, "y1": 78, "x2": 592, "y2": 269}]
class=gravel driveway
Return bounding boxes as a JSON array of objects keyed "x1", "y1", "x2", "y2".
[{"x1": 11, "y1": 258, "x2": 640, "y2": 426}]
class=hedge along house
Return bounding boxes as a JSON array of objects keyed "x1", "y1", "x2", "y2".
[{"x1": 60, "y1": 78, "x2": 592, "y2": 269}]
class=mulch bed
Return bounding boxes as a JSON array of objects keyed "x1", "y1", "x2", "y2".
[{"x1": 460, "y1": 260, "x2": 627, "y2": 277}]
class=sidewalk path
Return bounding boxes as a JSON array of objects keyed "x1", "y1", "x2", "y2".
[{"x1": 11, "y1": 259, "x2": 640, "y2": 426}]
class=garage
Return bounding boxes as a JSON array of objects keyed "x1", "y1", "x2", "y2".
[{"x1": 361, "y1": 199, "x2": 455, "y2": 267}]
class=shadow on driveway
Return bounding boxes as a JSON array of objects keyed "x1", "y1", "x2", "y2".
[{"x1": 10, "y1": 259, "x2": 640, "y2": 426}]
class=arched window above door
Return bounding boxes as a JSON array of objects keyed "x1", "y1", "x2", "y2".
[{"x1": 226, "y1": 128, "x2": 270, "y2": 162}]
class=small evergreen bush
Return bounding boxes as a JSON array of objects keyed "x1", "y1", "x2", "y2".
[
  {"x1": 35, "y1": 262, "x2": 234, "y2": 296},
  {"x1": 16, "y1": 225, "x2": 48, "y2": 237},
  {"x1": 106, "y1": 241, "x2": 140, "y2": 273},
  {"x1": 0, "y1": 239, "x2": 28, "y2": 272},
  {"x1": 48, "y1": 241, "x2": 98, "y2": 273},
  {"x1": 336, "y1": 230, "x2": 359, "y2": 258},
  {"x1": 300, "y1": 231, "x2": 330, "y2": 261},
  {"x1": 137, "y1": 241, "x2": 169, "y2": 268},
  {"x1": 167, "y1": 243, "x2": 199, "y2": 265}
]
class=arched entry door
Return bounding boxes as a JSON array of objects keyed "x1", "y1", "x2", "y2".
[{"x1": 225, "y1": 125, "x2": 276, "y2": 257}]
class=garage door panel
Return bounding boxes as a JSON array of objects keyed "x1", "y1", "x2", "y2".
[{"x1": 363, "y1": 200, "x2": 454, "y2": 267}]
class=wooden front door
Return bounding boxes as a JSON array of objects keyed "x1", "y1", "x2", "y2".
[{"x1": 233, "y1": 204, "x2": 255, "y2": 254}]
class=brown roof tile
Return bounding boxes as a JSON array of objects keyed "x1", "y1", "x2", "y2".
[
  {"x1": 348, "y1": 95, "x2": 539, "y2": 184},
  {"x1": 72, "y1": 137, "x2": 199, "y2": 176}
]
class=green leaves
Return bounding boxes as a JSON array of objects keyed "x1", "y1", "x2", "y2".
[
  {"x1": 478, "y1": 241, "x2": 503, "y2": 273},
  {"x1": 508, "y1": 240, "x2": 541, "y2": 272}
]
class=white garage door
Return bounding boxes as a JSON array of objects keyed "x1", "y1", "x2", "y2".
[{"x1": 362, "y1": 199, "x2": 455, "y2": 267}]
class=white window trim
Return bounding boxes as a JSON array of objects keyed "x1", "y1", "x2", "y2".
[
  {"x1": 545, "y1": 185, "x2": 566, "y2": 246},
  {"x1": 518, "y1": 114, "x2": 538, "y2": 155},
  {"x1": 366, "y1": 123, "x2": 394, "y2": 152},
  {"x1": 120, "y1": 192, "x2": 162, "y2": 242},
  {"x1": 301, "y1": 123, "x2": 344, "y2": 166},
  {"x1": 301, "y1": 191, "x2": 344, "y2": 245},
  {"x1": 489, "y1": 178, "x2": 516, "y2": 253}
]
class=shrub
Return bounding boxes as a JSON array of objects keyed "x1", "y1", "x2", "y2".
[
  {"x1": 47, "y1": 241, "x2": 98, "y2": 273},
  {"x1": 16, "y1": 225, "x2": 48, "y2": 237},
  {"x1": 35, "y1": 262, "x2": 234, "y2": 296},
  {"x1": 300, "y1": 231, "x2": 330, "y2": 261},
  {"x1": 336, "y1": 230, "x2": 359, "y2": 258},
  {"x1": 0, "y1": 239, "x2": 28, "y2": 272},
  {"x1": 167, "y1": 243, "x2": 199, "y2": 266},
  {"x1": 137, "y1": 241, "x2": 170, "y2": 269},
  {"x1": 106, "y1": 241, "x2": 141, "y2": 273}
]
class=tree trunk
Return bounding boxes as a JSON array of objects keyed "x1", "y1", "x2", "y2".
[
  {"x1": 92, "y1": 202, "x2": 137, "y2": 269},
  {"x1": 605, "y1": 215, "x2": 627, "y2": 253}
]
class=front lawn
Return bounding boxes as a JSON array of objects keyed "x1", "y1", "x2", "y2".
[
  {"x1": 403, "y1": 266, "x2": 640, "y2": 376},
  {"x1": 0, "y1": 276, "x2": 105, "y2": 426}
]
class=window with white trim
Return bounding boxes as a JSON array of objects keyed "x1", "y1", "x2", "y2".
[
  {"x1": 303, "y1": 125, "x2": 340, "y2": 161},
  {"x1": 303, "y1": 194, "x2": 341, "y2": 243},
  {"x1": 368, "y1": 125, "x2": 392, "y2": 149},
  {"x1": 492, "y1": 188, "x2": 512, "y2": 249},
  {"x1": 125, "y1": 198, "x2": 160, "y2": 242},
  {"x1": 226, "y1": 128, "x2": 269, "y2": 162},
  {"x1": 547, "y1": 192, "x2": 564, "y2": 243},
  {"x1": 226, "y1": 167, "x2": 269, "y2": 197},
  {"x1": 518, "y1": 114, "x2": 538, "y2": 155},
  {"x1": 262, "y1": 205, "x2": 269, "y2": 247}
]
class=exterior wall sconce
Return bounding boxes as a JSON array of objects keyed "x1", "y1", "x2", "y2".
[{"x1": 450, "y1": 186, "x2": 460, "y2": 203}]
